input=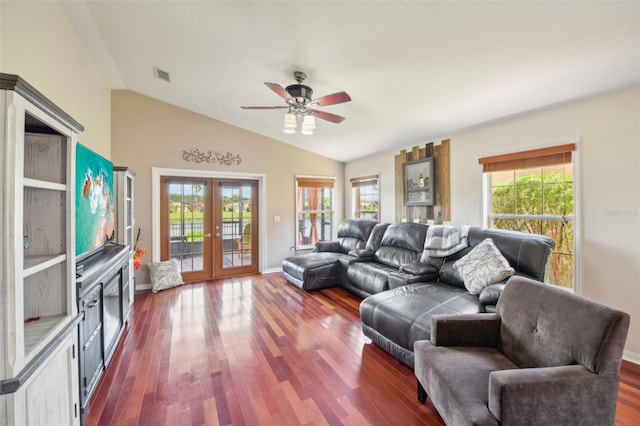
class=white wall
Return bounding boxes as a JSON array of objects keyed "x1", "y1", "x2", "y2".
[{"x1": 346, "y1": 86, "x2": 640, "y2": 361}]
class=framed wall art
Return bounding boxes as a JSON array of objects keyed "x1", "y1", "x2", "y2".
[{"x1": 403, "y1": 157, "x2": 434, "y2": 206}]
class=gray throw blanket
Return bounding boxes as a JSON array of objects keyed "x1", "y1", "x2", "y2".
[{"x1": 424, "y1": 225, "x2": 470, "y2": 257}]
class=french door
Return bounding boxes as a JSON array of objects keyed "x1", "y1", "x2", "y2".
[{"x1": 160, "y1": 177, "x2": 259, "y2": 281}]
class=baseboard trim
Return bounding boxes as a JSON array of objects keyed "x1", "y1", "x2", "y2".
[
  {"x1": 623, "y1": 350, "x2": 640, "y2": 365},
  {"x1": 135, "y1": 270, "x2": 283, "y2": 292},
  {"x1": 136, "y1": 283, "x2": 152, "y2": 292}
]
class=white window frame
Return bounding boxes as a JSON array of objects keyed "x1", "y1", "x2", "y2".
[
  {"x1": 351, "y1": 174, "x2": 379, "y2": 220},
  {"x1": 481, "y1": 138, "x2": 581, "y2": 292},
  {"x1": 295, "y1": 175, "x2": 335, "y2": 250}
]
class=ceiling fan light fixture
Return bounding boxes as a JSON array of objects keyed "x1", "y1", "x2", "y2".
[
  {"x1": 283, "y1": 112, "x2": 297, "y2": 134},
  {"x1": 301, "y1": 115, "x2": 316, "y2": 135}
]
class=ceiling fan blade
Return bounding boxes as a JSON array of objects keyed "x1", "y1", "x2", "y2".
[
  {"x1": 265, "y1": 82, "x2": 293, "y2": 101},
  {"x1": 312, "y1": 91, "x2": 351, "y2": 107},
  {"x1": 309, "y1": 109, "x2": 346, "y2": 124},
  {"x1": 241, "y1": 106, "x2": 289, "y2": 110}
]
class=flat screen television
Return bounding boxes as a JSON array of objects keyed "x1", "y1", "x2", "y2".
[{"x1": 75, "y1": 143, "x2": 116, "y2": 260}]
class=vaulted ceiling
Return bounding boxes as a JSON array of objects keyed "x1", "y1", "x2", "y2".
[{"x1": 62, "y1": 1, "x2": 640, "y2": 162}]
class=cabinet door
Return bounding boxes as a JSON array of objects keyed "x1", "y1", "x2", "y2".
[{"x1": 9, "y1": 334, "x2": 80, "y2": 425}]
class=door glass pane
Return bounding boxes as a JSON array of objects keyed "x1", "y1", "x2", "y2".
[
  {"x1": 221, "y1": 183, "x2": 252, "y2": 269},
  {"x1": 168, "y1": 182, "x2": 205, "y2": 273}
]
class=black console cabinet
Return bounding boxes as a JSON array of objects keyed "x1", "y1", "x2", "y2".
[{"x1": 76, "y1": 243, "x2": 129, "y2": 422}]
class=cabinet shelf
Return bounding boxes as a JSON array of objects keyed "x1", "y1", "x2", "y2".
[
  {"x1": 23, "y1": 177, "x2": 67, "y2": 191},
  {"x1": 23, "y1": 254, "x2": 66, "y2": 277},
  {"x1": 24, "y1": 314, "x2": 67, "y2": 356}
]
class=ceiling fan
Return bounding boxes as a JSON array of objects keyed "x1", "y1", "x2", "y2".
[{"x1": 241, "y1": 71, "x2": 351, "y2": 134}]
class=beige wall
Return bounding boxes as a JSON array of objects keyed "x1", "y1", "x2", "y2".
[
  {"x1": 111, "y1": 90, "x2": 344, "y2": 283},
  {"x1": 0, "y1": 1, "x2": 111, "y2": 157},
  {"x1": 346, "y1": 86, "x2": 640, "y2": 360}
]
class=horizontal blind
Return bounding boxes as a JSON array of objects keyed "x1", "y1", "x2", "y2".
[
  {"x1": 478, "y1": 143, "x2": 575, "y2": 173},
  {"x1": 350, "y1": 174, "x2": 378, "y2": 188},
  {"x1": 296, "y1": 177, "x2": 335, "y2": 188}
]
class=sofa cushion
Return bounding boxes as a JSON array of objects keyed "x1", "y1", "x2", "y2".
[
  {"x1": 365, "y1": 222, "x2": 391, "y2": 252},
  {"x1": 347, "y1": 261, "x2": 396, "y2": 294},
  {"x1": 467, "y1": 227, "x2": 554, "y2": 282},
  {"x1": 438, "y1": 261, "x2": 466, "y2": 289},
  {"x1": 282, "y1": 252, "x2": 343, "y2": 291},
  {"x1": 336, "y1": 218, "x2": 378, "y2": 252},
  {"x1": 360, "y1": 283, "x2": 485, "y2": 353},
  {"x1": 454, "y1": 238, "x2": 515, "y2": 295},
  {"x1": 414, "y1": 341, "x2": 517, "y2": 426},
  {"x1": 374, "y1": 222, "x2": 427, "y2": 268}
]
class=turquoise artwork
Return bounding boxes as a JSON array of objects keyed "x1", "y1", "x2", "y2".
[{"x1": 75, "y1": 143, "x2": 115, "y2": 257}]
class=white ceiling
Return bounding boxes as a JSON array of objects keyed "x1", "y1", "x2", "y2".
[{"x1": 61, "y1": 1, "x2": 640, "y2": 163}]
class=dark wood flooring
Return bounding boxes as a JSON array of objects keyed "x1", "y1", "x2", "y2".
[{"x1": 85, "y1": 273, "x2": 640, "y2": 425}]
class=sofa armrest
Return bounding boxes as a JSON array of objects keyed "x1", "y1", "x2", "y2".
[
  {"x1": 388, "y1": 269, "x2": 439, "y2": 289},
  {"x1": 348, "y1": 248, "x2": 375, "y2": 259},
  {"x1": 488, "y1": 365, "x2": 618, "y2": 425},
  {"x1": 479, "y1": 282, "x2": 507, "y2": 305},
  {"x1": 431, "y1": 313, "x2": 500, "y2": 347},
  {"x1": 313, "y1": 241, "x2": 342, "y2": 253},
  {"x1": 399, "y1": 261, "x2": 438, "y2": 276}
]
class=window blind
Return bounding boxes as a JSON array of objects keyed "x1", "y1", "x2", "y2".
[{"x1": 478, "y1": 143, "x2": 575, "y2": 173}]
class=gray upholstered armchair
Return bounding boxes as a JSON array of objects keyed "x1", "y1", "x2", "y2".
[{"x1": 414, "y1": 276, "x2": 630, "y2": 426}]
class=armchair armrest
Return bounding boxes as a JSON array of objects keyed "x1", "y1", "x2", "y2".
[
  {"x1": 313, "y1": 241, "x2": 342, "y2": 253},
  {"x1": 488, "y1": 365, "x2": 619, "y2": 425},
  {"x1": 431, "y1": 313, "x2": 500, "y2": 347}
]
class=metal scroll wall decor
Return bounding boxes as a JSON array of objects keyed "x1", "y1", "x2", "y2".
[{"x1": 182, "y1": 149, "x2": 242, "y2": 166}]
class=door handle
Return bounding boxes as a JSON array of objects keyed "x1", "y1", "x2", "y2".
[
  {"x1": 204, "y1": 233, "x2": 212, "y2": 238},
  {"x1": 214, "y1": 233, "x2": 221, "y2": 237}
]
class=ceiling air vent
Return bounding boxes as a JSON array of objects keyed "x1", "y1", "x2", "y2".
[{"x1": 153, "y1": 67, "x2": 171, "y2": 82}]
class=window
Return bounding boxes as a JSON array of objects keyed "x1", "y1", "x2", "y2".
[
  {"x1": 295, "y1": 176, "x2": 335, "y2": 250},
  {"x1": 351, "y1": 175, "x2": 379, "y2": 220},
  {"x1": 480, "y1": 143, "x2": 577, "y2": 289}
]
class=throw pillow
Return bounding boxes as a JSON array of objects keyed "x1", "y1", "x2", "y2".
[
  {"x1": 149, "y1": 259, "x2": 184, "y2": 293},
  {"x1": 453, "y1": 238, "x2": 514, "y2": 295}
]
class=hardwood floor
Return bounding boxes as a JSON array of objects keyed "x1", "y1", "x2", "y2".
[{"x1": 86, "y1": 273, "x2": 640, "y2": 425}]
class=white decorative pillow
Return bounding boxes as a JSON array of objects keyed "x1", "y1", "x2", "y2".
[
  {"x1": 149, "y1": 259, "x2": 184, "y2": 293},
  {"x1": 453, "y1": 238, "x2": 514, "y2": 295}
]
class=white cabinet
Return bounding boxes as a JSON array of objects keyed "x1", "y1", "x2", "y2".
[
  {"x1": 0, "y1": 73, "x2": 81, "y2": 425},
  {"x1": 113, "y1": 166, "x2": 135, "y2": 318},
  {"x1": 6, "y1": 333, "x2": 79, "y2": 425}
]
